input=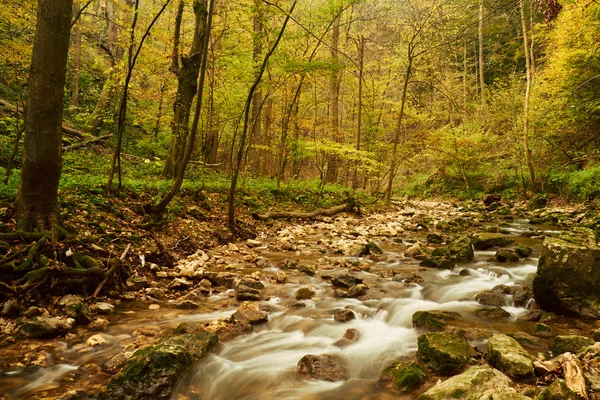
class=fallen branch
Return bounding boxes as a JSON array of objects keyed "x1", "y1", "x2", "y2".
[
  {"x1": 92, "y1": 243, "x2": 130, "y2": 298},
  {"x1": 62, "y1": 134, "x2": 113, "y2": 152},
  {"x1": 251, "y1": 202, "x2": 359, "y2": 221}
]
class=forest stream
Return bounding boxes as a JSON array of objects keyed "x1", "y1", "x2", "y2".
[{"x1": 0, "y1": 203, "x2": 595, "y2": 400}]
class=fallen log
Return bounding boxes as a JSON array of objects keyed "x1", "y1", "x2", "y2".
[
  {"x1": 251, "y1": 202, "x2": 359, "y2": 221},
  {"x1": 62, "y1": 134, "x2": 112, "y2": 152}
]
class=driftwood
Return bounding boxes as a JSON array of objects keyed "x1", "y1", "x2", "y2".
[
  {"x1": 251, "y1": 202, "x2": 359, "y2": 221},
  {"x1": 561, "y1": 352, "x2": 588, "y2": 400},
  {"x1": 91, "y1": 243, "x2": 130, "y2": 298},
  {"x1": 62, "y1": 134, "x2": 113, "y2": 151}
]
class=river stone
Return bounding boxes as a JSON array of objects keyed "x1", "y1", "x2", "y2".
[
  {"x1": 538, "y1": 378, "x2": 579, "y2": 400},
  {"x1": 515, "y1": 246, "x2": 533, "y2": 258},
  {"x1": 125, "y1": 276, "x2": 148, "y2": 291},
  {"x1": 419, "y1": 365, "x2": 513, "y2": 400},
  {"x1": 59, "y1": 295, "x2": 92, "y2": 325},
  {"x1": 238, "y1": 278, "x2": 265, "y2": 290},
  {"x1": 18, "y1": 316, "x2": 60, "y2": 338},
  {"x1": 446, "y1": 236, "x2": 474, "y2": 262},
  {"x1": 594, "y1": 328, "x2": 600, "y2": 342},
  {"x1": 232, "y1": 301, "x2": 268, "y2": 325},
  {"x1": 333, "y1": 328, "x2": 360, "y2": 347},
  {"x1": 479, "y1": 388, "x2": 533, "y2": 400},
  {"x1": 1, "y1": 299, "x2": 21, "y2": 316},
  {"x1": 366, "y1": 241, "x2": 383, "y2": 255},
  {"x1": 379, "y1": 361, "x2": 427, "y2": 391},
  {"x1": 412, "y1": 310, "x2": 460, "y2": 332},
  {"x1": 473, "y1": 307, "x2": 512, "y2": 320},
  {"x1": 235, "y1": 284, "x2": 261, "y2": 301},
  {"x1": 486, "y1": 334, "x2": 534, "y2": 381},
  {"x1": 295, "y1": 287, "x2": 316, "y2": 300},
  {"x1": 95, "y1": 302, "x2": 115, "y2": 315},
  {"x1": 331, "y1": 274, "x2": 362, "y2": 288},
  {"x1": 89, "y1": 318, "x2": 109, "y2": 331},
  {"x1": 297, "y1": 354, "x2": 347, "y2": 382},
  {"x1": 551, "y1": 335, "x2": 594, "y2": 355},
  {"x1": 531, "y1": 323, "x2": 554, "y2": 337},
  {"x1": 483, "y1": 194, "x2": 502, "y2": 206},
  {"x1": 533, "y1": 227, "x2": 600, "y2": 318},
  {"x1": 472, "y1": 233, "x2": 514, "y2": 250},
  {"x1": 419, "y1": 257, "x2": 455, "y2": 270},
  {"x1": 334, "y1": 284, "x2": 367, "y2": 298},
  {"x1": 427, "y1": 233, "x2": 443, "y2": 244},
  {"x1": 475, "y1": 291, "x2": 507, "y2": 307},
  {"x1": 274, "y1": 271, "x2": 287, "y2": 284},
  {"x1": 507, "y1": 331, "x2": 546, "y2": 350},
  {"x1": 99, "y1": 332, "x2": 217, "y2": 400},
  {"x1": 417, "y1": 332, "x2": 476, "y2": 375},
  {"x1": 495, "y1": 250, "x2": 520, "y2": 263},
  {"x1": 334, "y1": 309, "x2": 356, "y2": 322},
  {"x1": 512, "y1": 285, "x2": 534, "y2": 308}
]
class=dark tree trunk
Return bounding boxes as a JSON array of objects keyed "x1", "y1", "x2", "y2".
[
  {"x1": 164, "y1": 0, "x2": 206, "y2": 178},
  {"x1": 249, "y1": 0, "x2": 263, "y2": 175},
  {"x1": 17, "y1": 0, "x2": 73, "y2": 231},
  {"x1": 325, "y1": 10, "x2": 341, "y2": 183}
]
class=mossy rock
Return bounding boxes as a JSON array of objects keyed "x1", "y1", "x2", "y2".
[
  {"x1": 417, "y1": 332, "x2": 477, "y2": 375},
  {"x1": 418, "y1": 365, "x2": 513, "y2": 400},
  {"x1": 531, "y1": 323, "x2": 554, "y2": 338},
  {"x1": 495, "y1": 250, "x2": 520, "y2": 263},
  {"x1": 472, "y1": 307, "x2": 512, "y2": 320},
  {"x1": 412, "y1": 310, "x2": 461, "y2": 332},
  {"x1": 419, "y1": 257, "x2": 455, "y2": 270},
  {"x1": 446, "y1": 236, "x2": 474, "y2": 262},
  {"x1": 366, "y1": 241, "x2": 383, "y2": 255},
  {"x1": 551, "y1": 335, "x2": 594, "y2": 355},
  {"x1": 472, "y1": 233, "x2": 514, "y2": 250},
  {"x1": 514, "y1": 246, "x2": 533, "y2": 258},
  {"x1": 485, "y1": 334, "x2": 534, "y2": 381},
  {"x1": 379, "y1": 361, "x2": 427, "y2": 391},
  {"x1": 538, "y1": 378, "x2": 579, "y2": 400}
]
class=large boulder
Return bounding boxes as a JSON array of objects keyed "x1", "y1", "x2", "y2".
[
  {"x1": 472, "y1": 234, "x2": 513, "y2": 250},
  {"x1": 417, "y1": 332, "x2": 476, "y2": 375},
  {"x1": 412, "y1": 310, "x2": 461, "y2": 332},
  {"x1": 379, "y1": 361, "x2": 428, "y2": 391},
  {"x1": 533, "y1": 227, "x2": 600, "y2": 318},
  {"x1": 297, "y1": 354, "x2": 347, "y2": 382},
  {"x1": 99, "y1": 332, "x2": 217, "y2": 400},
  {"x1": 446, "y1": 236, "x2": 474, "y2": 262},
  {"x1": 538, "y1": 378, "x2": 579, "y2": 400},
  {"x1": 485, "y1": 334, "x2": 534, "y2": 381},
  {"x1": 419, "y1": 365, "x2": 513, "y2": 400},
  {"x1": 551, "y1": 335, "x2": 594, "y2": 355}
]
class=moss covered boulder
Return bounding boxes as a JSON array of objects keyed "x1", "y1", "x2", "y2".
[
  {"x1": 479, "y1": 388, "x2": 533, "y2": 400},
  {"x1": 486, "y1": 334, "x2": 534, "y2": 381},
  {"x1": 533, "y1": 227, "x2": 600, "y2": 318},
  {"x1": 538, "y1": 378, "x2": 579, "y2": 400},
  {"x1": 551, "y1": 335, "x2": 594, "y2": 355},
  {"x1": 472, "y1": 233, "x2": 514, "y2": 250},
  {"x1": 412, "y1": 310, "x2": 461, "y2": 332},
  {"x1": 446, "y1": 236, "x2": 474, "y2": 262},
  {"x1": 418, "y1": 365, "x2": 513, "y2": 400},
  {"x1": 379, "y1": 361, "x2": 427, "y2": 391},
  {"x1": 417, "y1": 332, "x2": 477, "y2": 375},
  {"x1": 99, "y1": 332, "x2": 218, "y2": 400}
]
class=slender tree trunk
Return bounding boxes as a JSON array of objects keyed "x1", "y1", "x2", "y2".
[
  {"x1": 353, "y1": 35, "x2": 364, "y2": 189},
  {"x1": 520, "y1": 0, "x2": 536, "y2": 190},
  {"x1": 249, "y1": 0, "x2": 263, "y2": 175},
  {"x1": 203, "y1": 33, "x2": 219, "y2": 164},
  {"x1": 325, "y1": 10, "x2": 341, "y2": 183},
  {"x1": 478, "y1": 0, "x2": 485, "y2": 105},
  {"x1": 154, "y1": 80, "x2": 166, "y2": 139},
  {"x1": 463, "y1": 38, "x2": 468, "y2": 109},
  {"x1": 71, "y1": 2, "x2": 82, "y2": 107},
  {"x1": 17, "y1": 0, "x2": 73, "y2": 231}
]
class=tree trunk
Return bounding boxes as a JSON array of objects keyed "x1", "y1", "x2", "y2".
[
  {"x1": 520, "y1": 0, "x2": 536, "y2": 190},
  {"x1": 17, "y1": 0, "x2": 73, "y2": 231},
  {"x1": 71, "y1": 2, "x2": 82, "y2": 107},
  {"x1": 478, "y1": 0, "x2": 485, "y2": 105},
  {"x1": 164, "y1": 0, "x2": 206, "y2": 178},
  {"x1": 353, "y1": 35, "x2": 364, "y2": 189},
  {"x1": 325, "y1": 10, "x2": 341, "y2": 183},
  {"x1": 249, "y1": 0, "x2": 263, "y2": 175}
]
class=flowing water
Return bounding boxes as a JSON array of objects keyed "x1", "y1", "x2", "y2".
[{"x1": 0, "y1": 219, "x2": 552, "y2": 400}]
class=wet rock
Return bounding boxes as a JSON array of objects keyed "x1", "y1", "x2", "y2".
[
  {"x1": 238, "y1": 278, "x2": 265, "y2": 290},
  {"x1": 379, "y1": 361, "x2": 427, "y2": 391},
  {"x1": 232, "y1": 301, "x2": 268, "y2": 325},
  {"x1": 99, "y1": 332, "x2": 217, "y2": 400},
  {"x1": 333, "y1": 328, "x2": 360, "y2": 347},
  {"x1": 479, "y1": 388, "x2": 533, "y2": 400},
  {"x1": 539, "y1": 311, "x2": 557, "y2": 323},
  {"x1": 472, "y1": 233, "x2": 513, "y2": 250},
  {"x1": 102, "y1": 352, "x2": 129, "y2": 374},
  {"x1": 334, "y1": 283, "x2": 367, "y2": 298},
  {"x1": 405, "y1": 243, "x2": 422, "y2": 258},
  {"x1": 512, "y1": 285, "x2": 534, "y2": 308},
  {"x1": 531, "y1": 323, "x2": 554, "y2": 338},
  {"x1": 125, "y1": 276, "x2": 148, "y2": 291},
  {"x1": 401, "y1": 272, "x2": 424, "y2": 284},
  {"x1": 520, "y1": 309, "x2": 543, "y2": 321},
  {"x1": 593, "y1": 328, "x2": 600, "y2": 342},
  {"x1": 483, "y1": 194, "x2": 502, "y2": 206},
  {"x1": 459, "y1": 269, "x2": 471, "y2": 276},
  {"x1": 446, "y1": 236, "x2": 474, "y2": 262},
  {"x1": 419, "y1": 257, "x2": 455, "y2": 270},
  {"x1": 170, "y1": 278, "x2": 193, "y2": 291},
  {"x1": 89, "y1": 318, "x2": 109, "y2": 331},
  {"x1": 417, "y1": 332, "x2": 476, "y2": 375},
  {"x1": 551, "y1": 335, "x2": 594, "y2": 355},
  {"x1": 59, "y1": 295, "x2": 92, "y2": 325},
  {"x1": 412, "y1": 310, "x2": 460, "y2": 332},
  {"x1": 331, "y1": 274, "x2": 363, "y2": 288},
  {"x1": 1, "y1": 299, "x2": 21, "y2": 316},
  {"x1": 344, "y1": 243, "x2": 368, "y2": 257},
  {"x1": 495, "y1": 249, "x2": 520, "y2": 263},
  {"x1": 18, "y1": 316, "x2": 60, "y2": 338},
  {"x1": 94, "y1": 302, "x2": 115, "y2": 315},
  {"x1": 334, "y1": 309, "x2": 356, "y2": 322},
  {"x1": 472, "y1": 307, "x2": 512, "y2": 320},
  {"x1": 366, "y1": 241, "x2": 383, "y2": 255},
  {"x1": 275, "y1": 272, "x2": 287, "y2": 284},
  {"x1": 235, "y1": 284, "x2": 261, "y2": 301},
  {"x1": 538, "y1": 378, "x2": 579, "y2": 400},
  {"x1": 86, "y1": 333, "x2": 111, "y2": 347},
  {"x1": 214, "y1": 272, "x2": 236, "y2": 288},
  {"x1": 475, "y1": 291, "x2": 507, "y2": 307},
  {"x1": 515, "y1": 245, "x2": 533, "y2": 258},
  {"x1": 533, "y1": 227, "x2": 600, "y2": 318},
  {"x1": 297, "y1": 354, "x2": 347, "y2": 382},
  {"x1": 295, "y1": 287, "x2": 316, "y2": 300},
  {"x1": 507, "y1": 331, "x2": 546, "y2": 350},
  {"x1": 427, "y1": 233, "x2": 444, "y2": 244},
  {"x1": 419, "y1": 365, "x2": 513, "y2": 400},
  {"x1": 299, "y1": 264, "x2": 316, "y2": 276},
  {"x1": 486, "y1": 334, "x2": 534, "y2": 381}
]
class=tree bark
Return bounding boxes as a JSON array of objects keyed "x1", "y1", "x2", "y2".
[
  {"x1": 478, "y1": 0, "x2": 485, "y2": 105},
  {"x1": 17, "y1": 0, "x2": 73, "y2": 231},
  {"x1": 249, "y1": 0, "x2": 263, "y2": 175},
  {"x1": 353, "y1": 35, "x2": 364, "y2": 189},
  {"x1": 520, "y1": 0, "x2": 536, "y2": 190},
  {"x1": 325, "y1": 10, "x2": 341, "y2": 183},
  {"x1": 71, "y1": 2, "x2": 82, "y2": 107}
]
